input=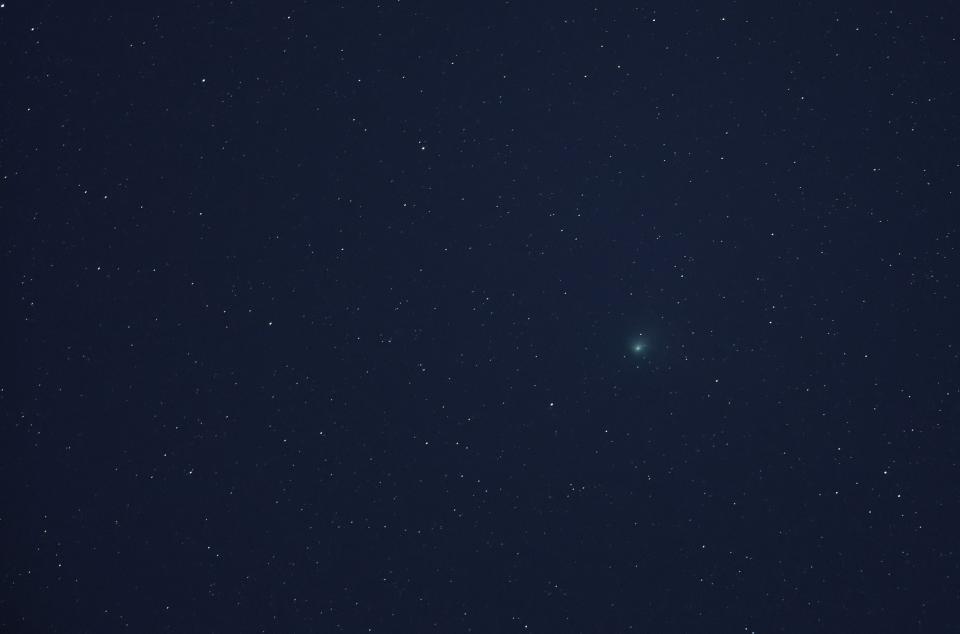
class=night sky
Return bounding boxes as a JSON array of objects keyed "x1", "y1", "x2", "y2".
[{"x1": 5, "y1": 1, "x2": 960, "y2": 632}]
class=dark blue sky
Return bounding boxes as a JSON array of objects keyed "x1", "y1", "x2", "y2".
[{"x1": 5, "y1": 1, "x2": 960, "y2": 632}]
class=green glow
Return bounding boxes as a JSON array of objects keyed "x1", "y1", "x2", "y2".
[{"x1": 630, "y1": 336, "x2": 647, "y2": 354}]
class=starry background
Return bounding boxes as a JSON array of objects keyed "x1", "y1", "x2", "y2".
[{"x1": 4, "y1": 1, "x2": 960, "y2": 632}]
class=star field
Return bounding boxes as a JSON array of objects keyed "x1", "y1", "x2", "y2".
[{"x1": 4, "y1": 1, "x2": 960, "y2": 632}]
